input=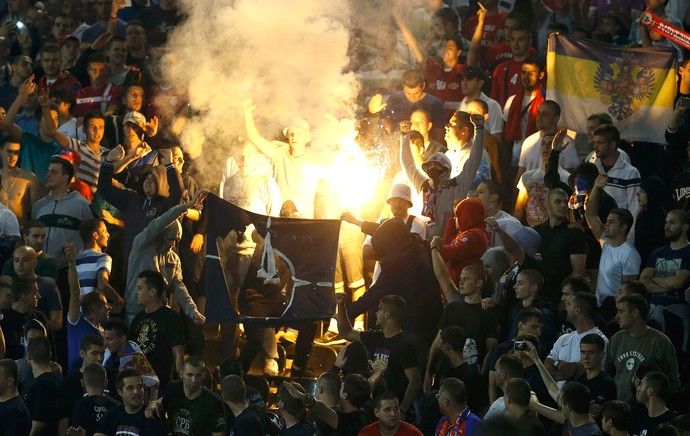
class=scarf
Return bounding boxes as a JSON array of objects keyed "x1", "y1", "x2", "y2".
[
  {"x1": 505, "y1": 87, "x2": 545, "y2": 142},
  {"x1": 435, "y1": 407, "x2": 473, "y2": 436},
  {"x1": 568, "y1": 177, "x2": 593, "y2": 210}
]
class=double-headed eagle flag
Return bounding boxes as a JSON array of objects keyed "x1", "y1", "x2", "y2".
[
  {"x1": 546, "y1": 33, "x2": 677, "y2": 143},
  {"x1": 204, "y1": 193, "x2": 341, "y2": 324}
]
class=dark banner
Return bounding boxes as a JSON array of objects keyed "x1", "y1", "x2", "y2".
[{"x1": 203, "y1": 193, "x2": 341, "y2": 324}]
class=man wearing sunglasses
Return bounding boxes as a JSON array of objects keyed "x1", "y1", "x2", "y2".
[{"x1": 0, "y1": 138, "x2": 40, "y2": 230}]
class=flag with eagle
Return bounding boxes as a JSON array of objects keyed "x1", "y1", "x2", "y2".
[
  {"x1": 203, "y1": 193, "x2": 341, "y2": 324},
  {"x1": 546, "y1": 33, "x2": 677, "y2": 143}
]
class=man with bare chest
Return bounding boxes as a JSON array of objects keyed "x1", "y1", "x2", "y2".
[{"x1": 0, "y1": 139, "x2": 41, "y2": 229}]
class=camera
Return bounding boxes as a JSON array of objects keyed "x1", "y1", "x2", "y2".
[{"x1": 513, "y1": 341, "x2": 527, "y2": 351}]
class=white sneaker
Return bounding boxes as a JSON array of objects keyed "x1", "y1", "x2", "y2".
[{"x1": 264, "y1": 358, "x2": 279, "y2": 377}]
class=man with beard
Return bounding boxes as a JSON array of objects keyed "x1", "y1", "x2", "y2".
[
  {"x1": 144, "y1": 356, "x2": 226, "y2": 436},
  {"x1": 35, "y1": 44, "x2": 80, "y2": 94},
  {"x1": 359, "y1": 392, "x2": 423, "y2": 436},
  {"x1": 95, "y1": 369, "x2": 167, "y2": 435},
  {"x1": 640, "y1": 209, "x2": 690, "y2": 304},
  {"x1": 639, "y1": 209, "x2": 690, "y2": 352},
  {"x1": 400, "y1": 111, "x2": 485, "y2": 239}
]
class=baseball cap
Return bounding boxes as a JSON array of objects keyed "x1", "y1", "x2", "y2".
[
  {"x1": 460, "y1": 66, "x2": 486, "y2": 82},
  {"x1": 123, "y1": 111, "x2": 147, "y2": 129}
]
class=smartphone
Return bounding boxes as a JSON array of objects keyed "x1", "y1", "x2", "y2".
[
  {"x1": 513, "y1": 341, "x2": 527, "y2": 351},
  {"x1": 16, "y1": 21, "x2": 25, "y2": 29}
]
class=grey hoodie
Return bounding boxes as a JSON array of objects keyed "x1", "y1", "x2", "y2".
[
  {"x1": 31, "y1": 190, "x2": 96, "y2": 268},
  {"x1": 125, "y1": 203, "x2": 198, "y2": 321},
  {"x1": 400, "y1": 126, "x2": 484, "y2": 239}
]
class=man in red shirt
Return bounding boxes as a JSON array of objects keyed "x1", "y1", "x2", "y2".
[
  {"x1": 73, "y1": 53, "x2": 123, "y2": 118},
  {"x1": 36, "y1": 44, "x2": 80, "y2": 94},
  {"x1": 462, "y1": 0, "x2": 506, "y2": 55},
  {"x1": 490, "y1": 25, "x2": 534, "y2": 107},
  {"x1": 358, "y1": 392, "x2": 423, "y2": 436}
]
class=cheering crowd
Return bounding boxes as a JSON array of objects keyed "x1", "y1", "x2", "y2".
[{"x1": 1, "y1": 0, "x2": 690, "y2": 435}]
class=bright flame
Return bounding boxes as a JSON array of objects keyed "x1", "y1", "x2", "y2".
[{"x1": 330, "y1": 137, "x2": 377, "y2": 213}]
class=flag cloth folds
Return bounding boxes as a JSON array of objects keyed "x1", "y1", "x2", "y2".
[
  {"x1": 204, "y1": 193, "x2": 341, "y2": 324},
  {"x1": 546, "y1": 33, "x2": 677, "y2": 143}
]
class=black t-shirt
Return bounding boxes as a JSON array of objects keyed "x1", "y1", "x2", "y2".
[
  {"x1": 281, "y1": 420, "x2": 318, "y2": 436},
  {"x1": 335, "y1": 410, "x2": 373, "y2": 436},
  {"x1": 573, "y1": 372, "x2": 617, "y2": 405},
  {"x1": 0, "y1": 307, "x2": 50, "y2": 360},
  {"x1": 438, "y1": 301, "x2": 499, "y2": 368},
  {"x1": 629, "y1": 408, "x2": 676, "y2": 436},
  {"x1": 57, "y1": 370, "x2": 84, "y2": 420},
  {"x1": 0, "y1": 395, "x2": 31, "y2": 436},
  {"x1": 247, "y1": 386, "x2": 265, "y2": 408},
  {"x1": 97, "y1": 405, "x2": 168, "y2": 435},
  {"x1": 230, "y1": 405, "x2": 265, "y2": 436},
  {"x1": 359, "y1": 331, "x2": 418, "y2": 404},
  {"x1": 71, "y1": 394, "x2": 121, "y2": 436},
  {"x1": 161, "y1": 380, "x2": 226, "y2": 435},
  {"x1": 515, "y1": 409, "x2": 545, "y2": 436},
  {"x1": 25, "y1": 372, "x2": 59, "y2": 436},
  {"x1": 131, "y1": 306, "x2": 184, "y2": 390},
  {"x1": 434, "y1": 360, "x2": 486, "y2": 412},
  {"x1": 534, "y1": 220, "x2": 586, "y2": 303}
]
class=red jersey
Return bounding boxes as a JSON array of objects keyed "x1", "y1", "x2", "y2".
[
  {"x1": 462, "y1": 12, "x2": 507, "y2": 49},
  {"x1": 74, "y1": 83, "x2": 123, "y2": 117},
  {"x1": 425, "y1": 58, "x2": 465, "y2": 115},
  {"x1": 358, "y1": 421, "x2": 423, "y2": 436},
  {"x1": 491, "y1": 59, "x2": 524, "y2": 107},
  {"x1": 37, "y1": 72, "x2": 81, "y2": 94},
  {"x1": 483, "y1": 44, "x2": 538, "y2": 72}
]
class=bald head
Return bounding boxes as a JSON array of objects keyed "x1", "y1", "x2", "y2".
[
  {"x1": 13, "y1": 246, "x2": 38, "y2": 278},
  {"x1": 547, "y1": 188, "x2": 568, "y2": 202}
]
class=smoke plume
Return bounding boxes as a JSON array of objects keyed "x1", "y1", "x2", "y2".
[{"x1": 162, "y1": 0, "x2": 359, "y2": 179}]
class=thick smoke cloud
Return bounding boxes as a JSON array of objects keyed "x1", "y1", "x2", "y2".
[{"x1": 162, "y1": 0, "x2": 359, "y2": 169}]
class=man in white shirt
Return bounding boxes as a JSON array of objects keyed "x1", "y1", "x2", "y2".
[
  {"x1": 590, "y1": 124, "x2": 641, "y2": 220},
  {"x1": 458, "y1": 66, "x2": 504, "y2": 137},
  {"x1": 585, "y1": 173, "x2": 641, "y2": 319},
  {"x1": 544, "y1": 292, "x2": 608, "y2": 388},
  {"x1": 516, "y1": 100, "x2": 579, "y2": 184}
]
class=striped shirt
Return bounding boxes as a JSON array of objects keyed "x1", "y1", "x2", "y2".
[
  {"x1": 68, "y1": 138, "x2": 109, "y2": 193},
  {"x1": 75, "y1": 248, "x2": 112, "y2": 297}
]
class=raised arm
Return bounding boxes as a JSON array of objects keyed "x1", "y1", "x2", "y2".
[
  {"x1": 38, "y1": 88, "x2": 74, "y2": 149},
  {"x1": 466, "y1": 3, "x2": 487, "y2": 66},
  {"x1": 484, "y1": 216, "x2": 525, "y2": 265},
  {"x1": 3, "y1": 75, "x2": 35, "y2": 140},
  {"x1": 335, "y1": 293, "x2": 361, "y2": 343},
  {"x1": 65, "y1": 243, "x2": 82, "y2": 324},
  {"x1": 454, "y1": 115, "x2": 485, "y2": 192},
  {"x1": 524, "y1": 341, "x2": 560, "y2": 402},
  {"x1": 585, "y1": 173, "x2": 607, "y2": 241},
  {"x1": 98, "y1": 147, "x2": 137, "y2": 211},
  {"x1": 393, "y1": 8, "x2": 424, "y2": 64},
  {"x1": 243, "y1": 99, "x2": 278, "y2": 157},
  {"x1": 400, "y1": 134, "x2": 429, "y2": 193},
  {"x1": 431, "y1": 236, "x2": 460, "y2": 301}
]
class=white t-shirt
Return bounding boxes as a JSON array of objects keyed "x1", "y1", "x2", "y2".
[
  {"x1": 596, "y1": 240, "x2": 641, "y2": 306},
  {"x1": 459, "y1": 92, "x2": 504, "y2": 135},
  {"x1": 364, "y1": 214, "x2": 428, "y2": 284},
  {"x1": 548, "y1": 327, "x2": 609, "y2": 388},
  {"x1": 484, "y1": 397, "x2": 508, "y2": 420},
  {"x1": 518, "y1": 131, "x2": 580, "y2": 171},
  {"x1": 0, "y1": 204, "x2": 20, "y2": 237}
]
